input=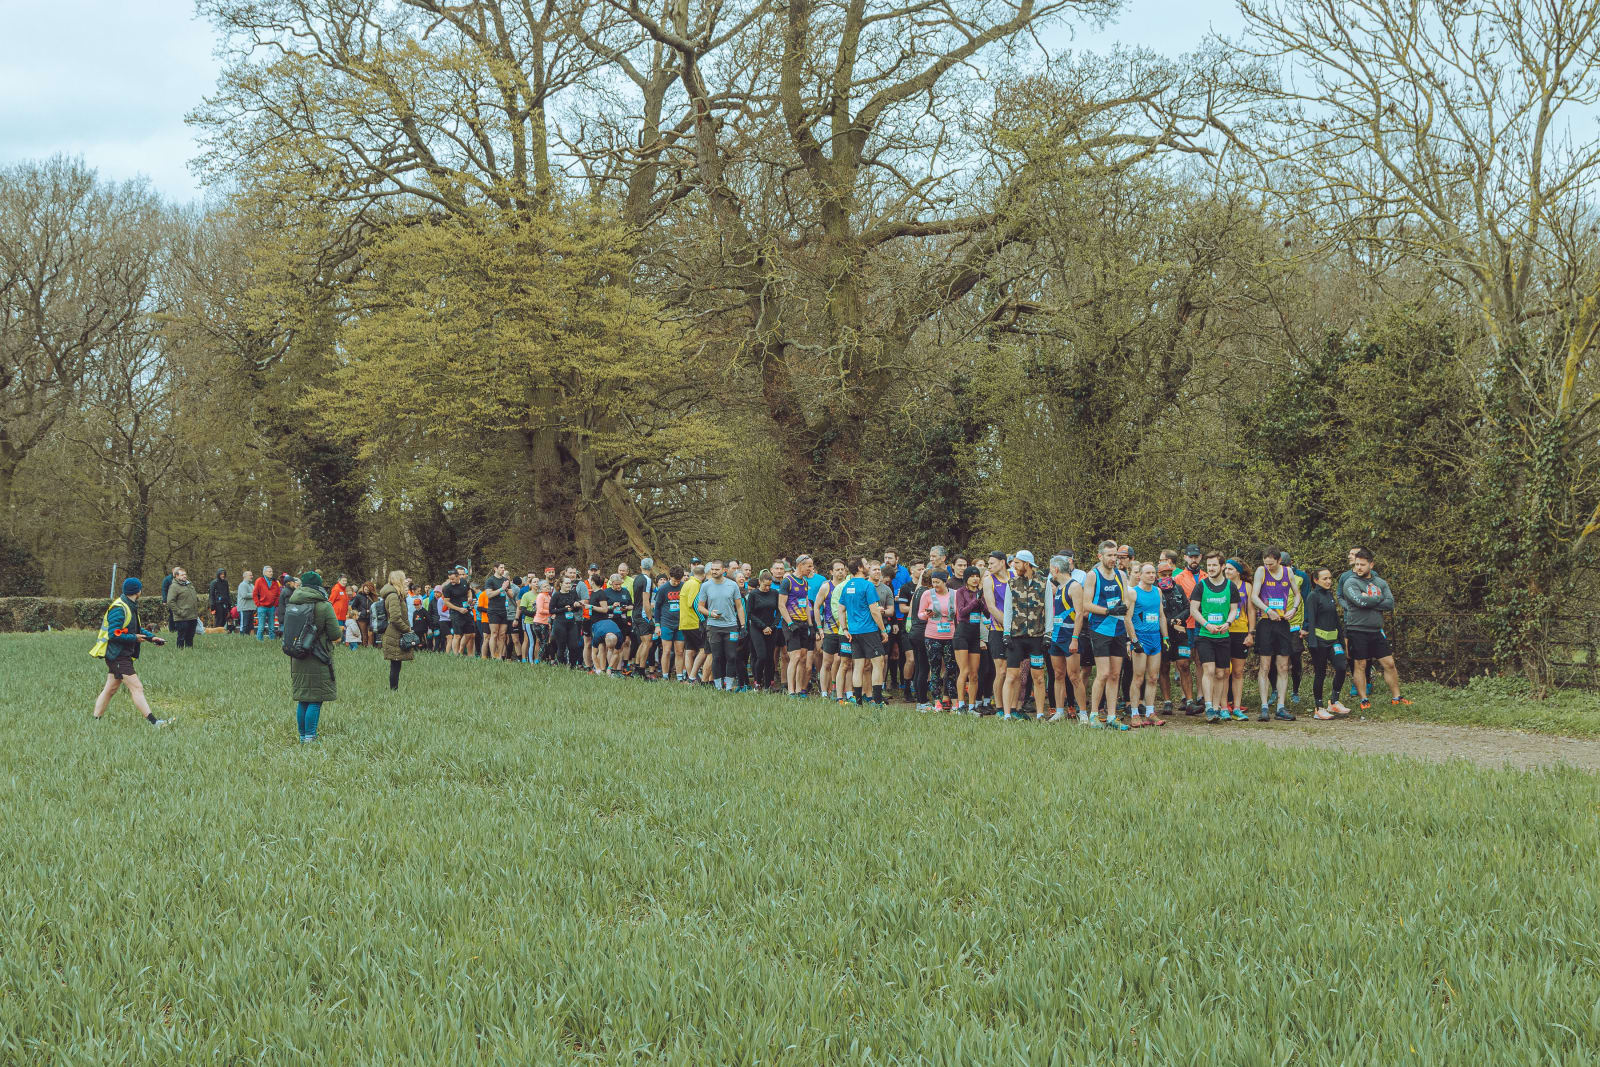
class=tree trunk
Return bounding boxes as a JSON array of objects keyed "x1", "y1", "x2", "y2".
[{"x1": 126, "y1": 486, "x2": 151, "y2": 580}]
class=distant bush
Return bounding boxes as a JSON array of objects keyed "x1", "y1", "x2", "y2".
[{"x1": 0, "y1": 598, "x2": 168, "y2": 633}]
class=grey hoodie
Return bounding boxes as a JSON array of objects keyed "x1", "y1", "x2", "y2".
[{"x1": 1336, "y1": 571, "x2": 1394, "y2": 633}]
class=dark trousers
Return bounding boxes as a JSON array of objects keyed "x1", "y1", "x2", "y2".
[{"x1": 174, "y1": 619, "x2": 197, "y2": 648}]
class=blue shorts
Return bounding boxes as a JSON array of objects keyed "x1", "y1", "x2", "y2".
[
  {"x1": 592, "y1": 621, "x2": 621, "y2": 643},
  {"x1": 659, "y1": 626, "x2": 683, "y2": 643}
]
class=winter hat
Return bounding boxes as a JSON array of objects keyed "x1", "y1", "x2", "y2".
[
  {"x1": 300, "y1": 571, "x2": 323, "y2": 589},
  {"x1": 122, "y1": 577, "x2": 142, "y2": 596}
]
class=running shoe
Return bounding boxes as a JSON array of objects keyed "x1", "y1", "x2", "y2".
[
  {"x1": 1331, "y1": 700, "x2": 1351, "y2": 716},
  {"x1": 1087, "y1": 716, "x2": 1105, "y2": 728},
  {"x1": 1229, "y1": 708, "x2": 1249, "y2": 721},
  {"x1": 1359, "y1": 699, "x2": 1372, "y2": 711},
  {"x1": 1047, "y1": 710, "x2": 1066, "y2": 723},
  {"x1": 1077, "y1": 711, "x2": 1090, "y2": 724},
  {"x1": 1390, "y1": 697, "x2": 1414, "y2": 706},
  {"x1": 153, "y1": 717, "x2": 176, "y2": 728},
  {"x1": 917, "y1": 703, "x2": 932, "y2": 713},
  {"x1": 1291, "y1": 693, "x2": 1301, "y2": 705},
  {"x1": 1274, "y1": 708, "x2": 1296, "y2": 722},
  {"x1": 1313, "y1": 708, "x2": 1335, "y2": 720},
  {"x1": 1259, "y1": 705, "x2": 1271, "y2": 722},
  {"x1": 1107, "y1": 718, "x2": 1131, "y2": 731},
  {"x1": 1205, "y1": 708, "x2": 1220, "y2": 723},
  {"x1": 1184, "y1": 701, "x2": 1203, "y2": 717}
]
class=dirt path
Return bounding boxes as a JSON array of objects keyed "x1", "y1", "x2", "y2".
[{"x1": 1152, "y1": 711, "x2": 1600, "y2": 772}]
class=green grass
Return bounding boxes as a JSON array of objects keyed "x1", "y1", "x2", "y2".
[
  {"x1": 1365, "y1": 676, "x2": 1600, "y2": 737},
  {"x1": 4, "y1": 632, "x2": 1599, "y2": 1064}
]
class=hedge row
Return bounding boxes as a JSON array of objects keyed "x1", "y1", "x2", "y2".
[{"x1": 0, "y1": 597, "x2": 171, "y2": 633}]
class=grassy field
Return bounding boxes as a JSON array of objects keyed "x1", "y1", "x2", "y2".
[{"x1": 4, "y1": 631, "x2": 1599, "y2": 1064}]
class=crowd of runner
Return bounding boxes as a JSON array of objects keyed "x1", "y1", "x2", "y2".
[{"x1": 177, "y1": 540, "x2": 1409, "y2": 728}]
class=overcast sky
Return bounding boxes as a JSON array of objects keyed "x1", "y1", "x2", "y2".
[{"x1": 1, "y1": 0, "x2": 1246, "y2": 205}]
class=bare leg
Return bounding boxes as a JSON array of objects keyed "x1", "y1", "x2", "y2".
[{"x1": 93, "y1": 675, "x2": 121, "y2": 718}]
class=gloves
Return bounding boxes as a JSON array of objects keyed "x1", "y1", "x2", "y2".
[{"x1": 1129, "y1": 639, "x2": 1143, "y2": 655}]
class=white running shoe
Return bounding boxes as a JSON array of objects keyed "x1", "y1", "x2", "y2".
[{"x1": 1047, "y1": 710, "x2": 1065, "y2": 723}]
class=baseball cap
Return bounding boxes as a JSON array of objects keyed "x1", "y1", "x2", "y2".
[
  {"x1": 988, "y1": 550, "x2": 1006, "y2": 561},
  {"x1": 1014, "y1": 549, "x2": 1037, "y2": 566},
  {"x1": 588, "y1": 563, "x2": 600, "y2": 571},
  {"x1": 1184, "y1": 544, "x2": 1200, "y2": 555}
]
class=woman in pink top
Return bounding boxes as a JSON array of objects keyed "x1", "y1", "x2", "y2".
[{"x1": 916, "y1": 569, "x2": 959, "y2": 712}]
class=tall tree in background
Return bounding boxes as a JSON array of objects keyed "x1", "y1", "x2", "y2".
[
  {"x1": 1234, "y1": 0, "x2": 1600, "y2": 691},
  {"x1": 0, "y1": 158, "x2": 162, "y2": 527}
]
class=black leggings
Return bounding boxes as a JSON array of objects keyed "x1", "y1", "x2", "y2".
[
  {"x1": 708, "y1": 629, "x2": 739, "y2": 682},
  {"x1": 389, "y1": 659, "x2": 402, "y2": 690},
  {"x1": 551, "y1": 619, "x2": 582, "y2": 666},
  {"x1": 918, "y1": 638, "x2": 955, "y2": 702},
  {"x1": 1310, "y1": 645, "x2": 1347, "y2": 706},
  {"x1": 749, "y1": 627, "x2": 777, "y2": 688}
]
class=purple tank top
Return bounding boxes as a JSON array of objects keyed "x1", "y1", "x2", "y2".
[
  {"x1": 992, "y1": 577, "x2": 1007, "y2": 616},
  {"x1": 1258, "y1": 567, "x2": 1294, "y2": 614}
]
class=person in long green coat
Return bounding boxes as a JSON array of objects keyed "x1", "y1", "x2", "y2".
[
  {"x1": 378, "y1": 569, "x2": 415, "y2": 691},
  {"x1": 286, "y1": 571, "x2": 343, "y2": 742}
]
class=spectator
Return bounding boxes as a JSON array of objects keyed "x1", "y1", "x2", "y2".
[
  {"x1": 329, "y1": 575, "x2": 350, "y2": 629},
  {"x1": 379, "y1": 569, "x2": 415, "y2": 690},
  {"x1": 237, "y1": 570, "x2": 256, "y2": 638},
  {"x1": 164, "y1": 567, "x2": 200, "y2": 649},
  {"x1": 253, "y1": 565, "x2": 279, "y2": 640},
  {"x1": 285, "y1": 571, "x2": 341, "y2": 743},
  {"x1": 209, "y1": 569, "x2": 233, "y2": 630}
]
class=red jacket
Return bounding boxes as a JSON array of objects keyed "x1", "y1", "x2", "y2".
[
  {"x1": 329, "y1": 583, "x2": 349, "y2": 621},
  {"x1": 254, "y1": 576, "x2": 279, "y2": 608}
]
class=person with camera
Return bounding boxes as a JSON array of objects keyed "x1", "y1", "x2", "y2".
[
  {"x1": 91, "y1": 577, "x2": 174, "y2": 726},
  {"x1": 379, "y1": 569, "x2": 417, "y2": 691},
  {"x1": 284, "y1": 571, "x2": 342, "y2": 742}
]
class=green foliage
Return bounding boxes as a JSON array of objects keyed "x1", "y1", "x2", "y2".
[
  {"x1": 4, "y1": 632, "x2": 1600, "y2": 1062},
  {"x1": 0, "y1": 531, "x2": 44, "y2": 596}
]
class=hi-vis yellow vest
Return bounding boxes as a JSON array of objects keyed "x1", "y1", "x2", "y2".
[{"x1": 90, "y1": 596, "x2": 134, "y2": 658}]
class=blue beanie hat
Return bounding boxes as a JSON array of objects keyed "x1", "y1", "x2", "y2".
[{"x1": 122, "y1": 577, "x2": 143, "y2": 596}]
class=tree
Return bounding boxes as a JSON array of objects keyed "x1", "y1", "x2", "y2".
[
  {"x1": 311, "y1": 203, "x2": 731, "y2": 564},
  {"x1": 0, "y1": 158, "x2": 162, "y2": 527},
  {"x1": 1233, "y1": 0, "x2": 1600, "y2": 691}
]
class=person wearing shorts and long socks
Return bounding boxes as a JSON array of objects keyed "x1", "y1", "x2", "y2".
[
  {"x1": 678, "y1": 564, "x2": 705, "y2": 682},
  {"x1": 1156, "y1": 551, "x2": 1192, "y2": 713},
  {"x1": 1252, "y1": 546, "x2": 1300, "y2": 721},
  {"x1": 91, "y1": 577, "x2": 173, "y2": 726},
  {"x1": 1190, "y1": 552, "x2": 1241, "y2": 722},
  {"x1": 837, "y1": 558, "x2": 888, "y2": 705},
  {"x1": 653, "y1": 565, "x2": 687, "y2": 680}
]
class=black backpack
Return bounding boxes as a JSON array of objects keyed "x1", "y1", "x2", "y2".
[
  {"x1": 281, "y1": 601, "x2": 321, "y2": 661},
  {"x1": 370, "y1": 595, "x2": 389, "y2": 636}
]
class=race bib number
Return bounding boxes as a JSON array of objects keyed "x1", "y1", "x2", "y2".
[
  {"x1": 729, "y1": 631, "x2": 738, "y2": 642},
  {"x1": 1206, "y1": 611, "x2": 1224, "y2": 624},
  {"x1": 1333, "y1": 642, "x2": 1345, "y2": 656},
  {"x1": 1290, "y1": 624, "x2": 1301, "y2": 632},
  {"x1": 841, "y1": 641, "x2": 852, "y2": 655},
  {"x1": 564, "y1": 611, "x2": 575, "y2": 620},
  {"x1": 1143, "y1": 611, "x2": 1160, "y2": 624},
  {"x1": 1267, "y1": 597, "x2": 1286, "y2": 610},
  {"x1": 1177, "y1": 644, "x2": 1191, "y2": 658},
  {"x1": 1029, "y1": 653, "x2": 1044, "y2": 669},
  {"x1": 935, "y1": 621, "x2": 953, "y2": 637},
  {"x1": 968, "y1": 612, "x2": 985, "y2": 624}
]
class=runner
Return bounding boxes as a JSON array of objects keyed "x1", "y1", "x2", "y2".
[
  {"x1": 90, "y1": 577, "x2": 172, "y2": 726},
  {"x1": 441, "y1": 567, "x2": 473, "y2": 656},
  {"x1": 1156, "y1": 551, "x2": 1192, "y2": 714},
  {"x1": 485, "y1": 575, "x2": 510, "y2": 660},
  {"x1": 838, "y1": 558, "x2": 889, "y2": 705},
  {"x1": 630, "y1": 557, "x2": 655, "y2": 674},
  {"x1": 1073, "y1": 540, "x2": 1134, "y2": 729},
  {"x1": 548, "y1": 571, "x2": 583, "y2": 667},
  {"x1": 1224, "y1": 560, "x2": 1252, "y2": 718},
  {"x1": 1338, "y1": 549, "x2": 1410, "y2": 708},
  {"x1": 1251, "y1": 546, "x2": 1301, "y2": 721},
  {"x1": 1173, "y1": 544, "x2": 1201, "y2": 712},
  {"x1": 953, "y1": 566, "x2": 985, "y2": 713},
  {"x1": 1129, "y1": 562, "x2": 1166, "y2": 727},
  {"x1": 915, "y1": 568, "x2": 957, "y2": 711},
  {"x1": 654, "y1": 565, "x2": 688, "y2": 680},
  {"x1": 981, "y1": 551, "x2": 1009, "y2": 701},
  {"x1": 1303, "y1": 566, "x2": 1351, "y2": 719},
  {"x1": 815, "y1": 560, "x2": 848, "y2": 701},
  {"x1": 1045, "y1": 554, "x2": 1085, "y2": 723},
  {"x1": 590, "y1": 573, "x2": 633, "y2": 674},
  {"x1": 1189, "y1": 552, "x2": 1241, "y2": 723},
  {"x1": 780, "y1": 556, "x2": 815, "y2": 696},
  {"x1": 1281, "y1": 551, "x2": 1309, "y2": 706},
  {"x1": 747, "y1": 569, "x2": 781, "y2": 691},
  {"x1": 1001, "y1": 549, "x2": 1050, "y2": 722},
  {"x1": 679, "y1": 563, "x2": 705, "y2": 683},
  {"x1": 895, "y1": 560, "x2": 926, "y2": 702},
  {"x1": 695, "y1": 560, "x2": 747, "y2": 691}
]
